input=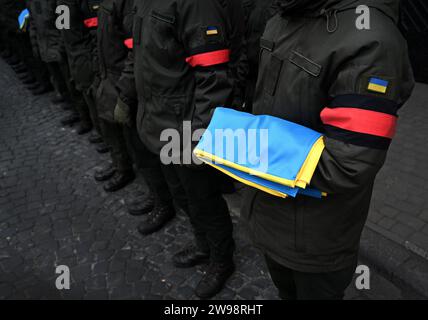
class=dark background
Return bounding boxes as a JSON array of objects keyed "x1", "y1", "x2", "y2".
[{"x1": 400, "y1": 0, "x2": 428, "y2": 83}]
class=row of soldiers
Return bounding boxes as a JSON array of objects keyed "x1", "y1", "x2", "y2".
[
  {"x1": 0, "y1": 0, "x2": 277, "y2": 299},
  {"x1": 1, "y1": 0, "x2": 414, "y2": 301}
]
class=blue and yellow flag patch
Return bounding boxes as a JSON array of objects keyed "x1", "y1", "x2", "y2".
[
  {"x1": 206, "y1": 26, "x2": 219, "y2": 36},
  {"x1": 18, "y1": 9, "x2": 30, "y2": 30},
  {"x1": 368, "y1": 77, "x2": 389, "y2": 94}
]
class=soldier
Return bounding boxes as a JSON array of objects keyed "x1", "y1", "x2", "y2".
[
  {"x1": 90, "y1": 0, "x2": 139, "y2": 192},
  {"x1": 114, "y1": 0, "x2": 238, "y2": 299},
  {"x1": 26, "y1": 0, "x2": 84, "y2": 128},
  {"x1": 242, "y1": 0, "x2": 415, "y2": 300},
  {"x1": 57, "y1": 0, "x2": 106, "y2": 141},
  {"x1": 109, "y1": 0, "x2": 187, "y2": 233},
  {"x1": 0, "y1": 0, "x2": 52, "y2": 95}
]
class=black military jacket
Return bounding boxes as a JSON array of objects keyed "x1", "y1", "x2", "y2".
[
  {"x1": 126, "y1": 0, "x2": 236, "y2": 158},
  {"x1": 95, "y1": 0, "x2": 134, "y2": 121},
  {"x1": 27, "y1": 0, "x2": 65, "y2": 63},
  {"x1": 242, "y1": 0, "x2": 415, "y2": 272},
  {"x1": 57, "y1": 0, "x2": 100, "y2": 90}
]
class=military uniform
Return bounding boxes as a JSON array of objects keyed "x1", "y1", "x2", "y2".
[
  {"x1": 0, "y1": 0, "x2": 52, "y2": 94},
  {"x1": 27, "y1": 0, "x2": 82, "y2": 123},
  {"x1": 242, "y1": 0, "x2": 415, "y2": 299},
  {"x1": 128, "y1": 0, "x2": 237, "y2": 299},
  {"x1": 57, "y1": 0, "x2": 104, "y2": 135},
  {"x1": 90, "y1": 0, "x2": 140, "y2": 191}
]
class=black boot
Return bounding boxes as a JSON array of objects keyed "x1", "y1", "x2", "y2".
[
  {"x1": 12, "y1": 63, "x2": 27, "y2": 74},
  {"x1": 0, "y1": 49, "x2": 12, "y2": 59},
  {"x1": 21, "y1": 75, "x2": 37, "y2": 85},
  {"x1": 96, "y1": 142, "x2": 110, "y2": 154},
  {"x1": 6, "y1": 56, "x2": 20, "y2": 66},
  {"x1": 126, "y1": 192, "x2": 155, "y2": 216},
  {"x1": 29, "y1": 83, "x2": 52, "y2": 96},
  {"x1": 103, "y1": 171, "x2": 135, "y2": 192},
  {"x1": 94, "y1": 164, "x2": 116, "y2": 182},
  {"x1": 51, "y1": 93, "x2": 65, "y2": 104},
  {"x1": 172, "y1": 244, "x2": 210, "y2": 268},
  {"x1": 17, "y1": 71, "x2": 33, "y2": 81},
  {"x1": 61, "y1": 113, "x2": 80, "y2": 126},
  {"x1": 77, "y1": 122, "x2": 92, "y2": 135},
  {"x1": 26, "y1": 81, "x2": 41, "y2": 91},
  {"x1": 88, "y1": 132, "x2": 104, "y2": 144},
  {"x1": 61, "y1": 102, "x2": 72, "y2": 111},
  {"x1": 137, "y1": 205, "x2": 175, "y2": 235},
  {"x1": 195, "y1": 262, "x2": 235, "y2": 299}
]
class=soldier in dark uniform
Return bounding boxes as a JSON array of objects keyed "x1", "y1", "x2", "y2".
[
  {"x1": 0, "y1": 0, "x2": 52, "y2": 95},
  {"x1": 57, "y1": 0, "x2": 106, "y2": 140},
  {"x1": 109, "y1": 0, "x2": 187, "y2": 232},
  {"x1": 26, "y1": 0, "x2": 84, "y2": 127},
  {"x1": 90, "y1": 0, "x2": 139, "y2": 192},
  {"x1": 114, "y1": 0, "x2": 239, "y2": 299},
  {"x1": 242, "y1": 0, "x2": 415, "y2": 300}
]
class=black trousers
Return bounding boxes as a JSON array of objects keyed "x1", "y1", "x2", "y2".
[
  {"x1": 82, "y1": 90, "x2": 102, "y2": 135},
  {"x1": 48, "y1": 59, "x2": 92, "y2": 125},
  {"x1": 13, "y1": 32, "x2": 51, "y2": 88},
  {"x1": 124, "y1": 125, "x2": 174, "y2": 207},
  {"x1": 265, "y1": 255, "x2": 356, "y2": 300},
  {"x1": 99, "y1": 119, "x2": 133, "y2": 173},
  {"x1": 46, "y1": 61, "x2": 69, "y2": 99},
  {"x1": 161, "y1": 164, "x2": 235, "y2": 262}
]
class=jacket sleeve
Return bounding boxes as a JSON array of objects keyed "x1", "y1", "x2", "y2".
[
  {"x1": 116, "y1": 0, "x2": 137, "y2": 108},
  {"x1": 180, "y1": 0, "x2": 233, "y2": 132},
  {"x1": 311, "y1": 37, "x2": 415, "y2": 195}
]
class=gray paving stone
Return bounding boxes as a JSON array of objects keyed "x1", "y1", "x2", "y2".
[{"x1": 378, "y1": 217, "x2": 396, "y2": 230}]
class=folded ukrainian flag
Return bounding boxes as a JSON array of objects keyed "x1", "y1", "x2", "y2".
[
  {"x1": 193, "y1": 108, "x2": 326, "y2": 199},
  {"x1": 18, "y1": 9, "x2": 30, "y2": 31}
]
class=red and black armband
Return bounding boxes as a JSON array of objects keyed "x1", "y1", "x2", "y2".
[
  {"x1": 320, "y1": 94, "x2": 399, "y2": 149},
  {"x1": 185, "y1": 44, "x2": 230, "y2": 68}
]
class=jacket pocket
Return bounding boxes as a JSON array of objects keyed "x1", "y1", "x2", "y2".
[
  {"x1": 150, "y1": 10, "x2": 176, "y2": 46},
  {"x1": 144, "y1": 94, "x2": 185, "y2": 135},
  {"x1": 145, "y1": 10, "x2": 178, "y2": 66},
  {"x1": 151, "y1": 10, "x2": 175, "y2": 25},
  {"x1": 288, "y1": 50, "x2": 322, "y2": 77}
]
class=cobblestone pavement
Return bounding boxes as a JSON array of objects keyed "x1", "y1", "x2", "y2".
[
  {"x1": 368, "y1": 83, "x2": 428, "y2": 261},
  {"x1": 0, "y1": 59, "x2": 424, "y2": 300}
]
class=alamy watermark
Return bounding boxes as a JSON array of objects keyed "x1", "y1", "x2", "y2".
[
  {"x1": 55, "y1": 265, "x2": 70, "y2": 290},
  {"x1": 55, "y1": 5, "x2": 70, "y2": 30},
  {"x1": 159, "y1": 121, "x2": 270, "y2": 173}
]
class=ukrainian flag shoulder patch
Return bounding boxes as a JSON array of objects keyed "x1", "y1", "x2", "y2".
[
  {"x1": 206, "y1": 26, "x2": 219, "y2": 36},
  {"x1": 368, "y1": 77, "x2": 389, "y2": 94}
]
